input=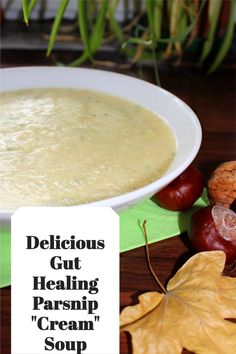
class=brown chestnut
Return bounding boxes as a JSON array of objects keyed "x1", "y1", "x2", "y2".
[
  {"x1": 188, "y1": 205, "x2": 236, "y2": 264},
  {"x1": 207, "y1": 160, "x2": 236, "y2": 208},
  {"x1": 153, "y1": 164, "x2": 204, "y2": 211}
]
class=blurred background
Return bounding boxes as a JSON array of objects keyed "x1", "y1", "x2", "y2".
[
  {"x1": 1, "y1": 3, "x2": 236, "y2": 354},
  {"x1": 1, "y1": 0, "x2": 236, "y2": 78}
]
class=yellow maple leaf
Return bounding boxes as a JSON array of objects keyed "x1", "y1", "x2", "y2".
[{"x1": 120, "y1": 251, "x2": 236, "y2": 354}]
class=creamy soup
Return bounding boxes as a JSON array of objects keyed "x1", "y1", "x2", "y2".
[{"x1": 0, "y1": 89, "x2": 176, "y2": 209}]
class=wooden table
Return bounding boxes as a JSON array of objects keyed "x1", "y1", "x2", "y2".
[{"x1": 1, "y1": 61, "x2": 236, "y2": 354}]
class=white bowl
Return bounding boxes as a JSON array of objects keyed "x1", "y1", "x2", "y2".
[{"x1": 0, "y1": 66, "x2": 201, "y2": 222}]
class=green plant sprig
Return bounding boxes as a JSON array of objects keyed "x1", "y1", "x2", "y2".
[
  {"x1": 22, "y1": 0, "x2": 29, "y2": 25},
  {"x1": 47, "y1": 0, "x2": 70, "y2": 57},
  {"x1": 69, "y1": 0, "x2": 109, "y2": 67},
  {"x1": 20, "y1": 0, "x2": 235, "y2": 75},
  {"x1": 207, "y1": 0, "x2": 236, "y2": 75}
]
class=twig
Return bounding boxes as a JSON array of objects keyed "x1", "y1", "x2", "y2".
[{"x1": 142, "y1": 221, "x2": 167, "y2": 294}]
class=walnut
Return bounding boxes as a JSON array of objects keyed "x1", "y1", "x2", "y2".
[{"x1": 207, "y1": 161, "x2": 236, "y2": 208}]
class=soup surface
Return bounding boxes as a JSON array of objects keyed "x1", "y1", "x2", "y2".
[{"x1": 0, "y1": 88, "x2": 176, "y2": 209}]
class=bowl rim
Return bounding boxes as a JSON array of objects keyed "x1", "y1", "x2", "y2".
[{"x1": 0, "y1": 66, "x2": 202, "y2": 214}]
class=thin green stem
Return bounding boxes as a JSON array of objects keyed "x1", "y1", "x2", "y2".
[
  {"x1": 78, "y1": 0, "x2": 92, "y2": 59},
  {"x1": 107, "y1": 3, "x2": 125, "y2": 43},
  {"x1": 153, "y1": 0, "x2": 163, "y2": 41},
  {"x1": 152, "y1": 45, "x2": 161, "y2": 87},
  {"x1": 200, "y1": 0, "x2": 222, "y2": 63},
  {"x1": 69, "y1": 0, "x2": 109, "y2": 67},
  {"x1": 22, "y1": 0, "x2": 29, "y2": 25},
  {"x1": 207, "y1": 0, "x2": 235, "y2": 74},
  {"x1": 28, "y1": 0, "x2": 37, "y2": 16},
  {"x1": 47, "y1": 0, "x2": 69, "y2": 56}
]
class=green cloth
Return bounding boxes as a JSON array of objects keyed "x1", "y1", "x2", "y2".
[
  {"x1": 120, "y1": 194, "x2": 207, "y2": 252},
  {"x1": 0, "y1": 193, "x2": 207, "y2": 288},
  {"x1": 0, "y1": 229, "x2": 11, "y2": 288}
]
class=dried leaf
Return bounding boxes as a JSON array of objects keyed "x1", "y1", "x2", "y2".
[{"x1": 120, "y1": 251, "x2": 236, "y2": 354}]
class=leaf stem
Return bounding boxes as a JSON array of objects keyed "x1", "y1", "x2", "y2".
[
  {"x1": 142, "y1": 220, "x2": 167, "y2": 294},
  {"x1": 152, "y1": 45, "x2": 161, "y2": 87}
]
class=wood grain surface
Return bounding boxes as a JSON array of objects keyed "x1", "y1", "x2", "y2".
[{"x1": 0, "y1": 56, "x2": 235, "y2": 354}]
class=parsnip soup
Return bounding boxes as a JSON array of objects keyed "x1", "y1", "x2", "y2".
[{"x1": 0, "y1": 88, "x2": 176, "y2": 209}]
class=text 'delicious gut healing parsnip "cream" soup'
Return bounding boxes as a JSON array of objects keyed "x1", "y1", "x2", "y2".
[{"x1": 0, "y1": 88, "x2": 176, "y2": 209}]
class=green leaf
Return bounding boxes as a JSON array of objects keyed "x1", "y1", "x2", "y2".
[
  {"x1": 107, "y1": 3, "x2": 125, "y2": 44},
  {"x1": 28, "y1": 0, "x2": 37, "y2": 16},
  {"x1": 169, "y1": 0, "x2": 181, "y2": 38},
  {"x1": 89, "y1": 0, "x2": 109, "y2": 51},
  {"x1": 69, "y1": 0, "x2": 109, "y2": 67},
  {"x1": 69, "y1": 51, "x2": 89, "y2": 67},
  {"x1": 207, "y1": 0, "x2": 236, "y2": 74},
  {"x1": 146, "y1": 0, "x2": 155, "y2": 39},
  {"x1": 47, "y1": 0, "x2": 70, "y2": 56},
  {"x1": 124, "y1": 0, "x2": 206, "y2": 50},
  {"x1": 77, "y1": 0, "x2": 92, "y2": 59},
  {"x1": 179, "y1": 7, "x2": 188, "y2": 42},
  {"x1": 22, "y1": 0, "x2": 29, "y2": 25},
  {"x1": 153, "y1": 0, "x2": 163, "y2": 40},
  {"x1": 122, "y1": 37, "x2": 152, "y2": 48},
  {"x1": 124, "y1": 17, "x2": 196, "y2": 47},
  {"x1": 200, "y1": 0, "x2": 222, "y2": 63}
]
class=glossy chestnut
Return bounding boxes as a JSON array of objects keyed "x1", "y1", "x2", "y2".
[
  {"x1": 188, "y1": 205, "x2": 236, "y2": 264},
  {"x1": 153, "y1": 165, "x2": 204, "y2": 211}
]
